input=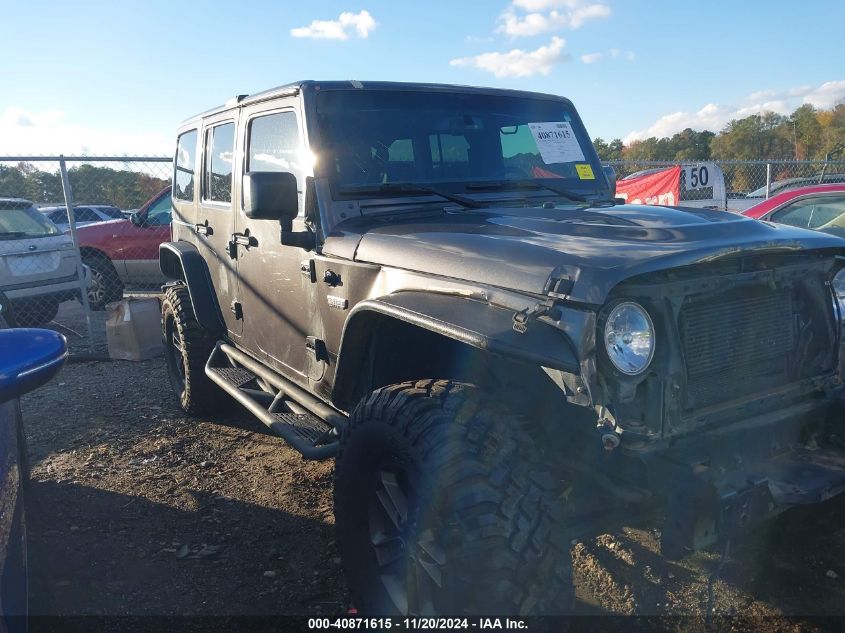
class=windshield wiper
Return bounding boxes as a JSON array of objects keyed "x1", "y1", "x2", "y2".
[
  {"x1": 339, "y1": 183, "x2": 483, "y2": 209},
  {"x1": 0, "y1": 232, "x2": 29, "y2": 240},
  {"x1": 465, "y1": 180, "x2": 588, "y2": 203}
]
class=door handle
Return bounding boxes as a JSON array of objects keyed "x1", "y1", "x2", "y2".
[
  {"x1": 227, "y1": 231, "x2": 257, "y2": 259},
  {"x1": 194, "y1": 220, "x2": 212, "y2": 236},
  {"x1": 231, "y1": 232, "x2": 255, "y2": 247}
]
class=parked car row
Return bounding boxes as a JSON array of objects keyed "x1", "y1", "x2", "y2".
[
  {"x1": 74, "y1": 187, "x2": 171, "y2": 309},
  {"x1": 0, "y1": 189, "x2": 172, "y2": 321},
  {"x1": 728, "y1": 173, "x2": 845, "y2": 212}
]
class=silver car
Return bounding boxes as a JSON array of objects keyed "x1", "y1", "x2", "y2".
[
  {"x1": 0, "y1": 198, "x2": 90, "y2": 326},
  {"x1": 40, "y1": 204, "x2": 125, "y2": 228}
]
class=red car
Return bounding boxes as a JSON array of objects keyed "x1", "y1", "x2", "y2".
[
  {"x1": 75, "y1": 186, "x2": 171, "y2": 309},
  {"x1": 742, "y1": 183, "x2": 845, "y2": 238}
]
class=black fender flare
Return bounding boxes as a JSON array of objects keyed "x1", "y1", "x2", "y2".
[
  {"x1": 332, "y1": 290, "x2": 581, "y2": 409},
  {"x1": 159, "y1": 241, "x2": 225, "y2": 332}
]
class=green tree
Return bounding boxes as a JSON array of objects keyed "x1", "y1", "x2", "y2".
[{"x1": 592, "y1": 137, "x2": 624, "y2": 161}]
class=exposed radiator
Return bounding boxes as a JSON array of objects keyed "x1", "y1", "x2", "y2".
[{"x1": 680, "y1": 289, "x2": 794, "y2": 408}]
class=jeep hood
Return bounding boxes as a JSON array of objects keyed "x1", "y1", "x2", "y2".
[{"x1": 328, "y1": 204, "x2": 845, "y2": 305}]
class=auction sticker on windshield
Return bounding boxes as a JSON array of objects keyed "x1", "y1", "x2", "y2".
[{"x1": 528, "y1": 122, "x2": 585, "y2": 164}]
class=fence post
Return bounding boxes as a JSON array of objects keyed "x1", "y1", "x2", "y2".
[
  {"x1": 58, "y1": 156, "x2": 96, "y2": 351},
  {"x1": 765, "y1": 163, "x2": 772, "y2": 199}
]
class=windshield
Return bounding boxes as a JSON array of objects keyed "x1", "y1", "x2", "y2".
[
  {"x1": 0, "y1": 206, "x2": 63, "y2": 239},
  {"x1": 314, "y1": 90, "x2": 605, "y2": 200}
]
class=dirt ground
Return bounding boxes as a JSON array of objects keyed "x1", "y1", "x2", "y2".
[{"x1": 17, "y1": 300, "x2": 845, "y2": 630}]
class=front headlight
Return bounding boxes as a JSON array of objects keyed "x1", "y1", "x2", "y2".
[
  {"x1": 604, "y1": 301, "x2": 656, "y2": 375},
  {"x1": 834, "y1": 269, "x2": 845, "y2": 322}
]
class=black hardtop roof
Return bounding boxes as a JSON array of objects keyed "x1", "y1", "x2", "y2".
[{"x1": 181, "y1": 80, "x2": 574, "y2": 126}]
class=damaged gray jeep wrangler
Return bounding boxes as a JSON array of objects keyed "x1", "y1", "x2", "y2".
[{"x1": 160, "y1": 81, "x2": 845, "y2": 616}]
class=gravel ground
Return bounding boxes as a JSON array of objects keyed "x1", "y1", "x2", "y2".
[{"x1": 17, "y1": 300, "x2": 845, "y2": 629}]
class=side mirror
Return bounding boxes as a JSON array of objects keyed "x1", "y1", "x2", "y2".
[
  {"x1": 130, "y1": 212, "x2": 145, "y2": 227},
  {"x1": 243, "y1": 171, "x2": 299, "y2": 226},
  {"x1": 602, "y1": 165, "x2": 617, "y2": 195},
  {"x1": 0, "y1": 329, "x2": 67, "y2": 403}
]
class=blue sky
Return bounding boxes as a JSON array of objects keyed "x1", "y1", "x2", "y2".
[{"x1": 2, "y1": 0, "x2": 844, "y2": 155}]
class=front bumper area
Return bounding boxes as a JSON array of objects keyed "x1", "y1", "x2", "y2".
[{"x1": 631, "y1": 394, "x2": 845, "y2": 557}]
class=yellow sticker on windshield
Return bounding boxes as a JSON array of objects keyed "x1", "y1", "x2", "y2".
[{"x1": 576, "y1": 164, "x2": 595, "y2": 179}]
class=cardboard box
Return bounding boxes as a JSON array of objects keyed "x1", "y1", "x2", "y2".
[{"x1": 106, "y1": 298, "x2": 163, "y2": 361}]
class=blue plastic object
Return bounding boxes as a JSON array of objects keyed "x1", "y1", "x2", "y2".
[{"x1": 0, "y1": 328, "x2": 68, "y2": 403}]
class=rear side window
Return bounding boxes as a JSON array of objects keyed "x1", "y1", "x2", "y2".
[
  {"x1": 175, "y1": 130, "x2": 198, "y2": 201},
  {"x1": 74, "y1": 208, "x2": 100, "y2": 222},
  {"x1": 205, "y1": 122, "x2": 236, "y2": 203},
  {"x1": 247, "y1": 112, "x2": 301, "y2": 175}
]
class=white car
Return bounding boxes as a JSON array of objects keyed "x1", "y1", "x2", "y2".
[
  {"x1": 0, "y1": 198, "x2": 91, "y2": 326},
  {"x1": 40, "y1": 204, "x2": 126, "y2": 228}
]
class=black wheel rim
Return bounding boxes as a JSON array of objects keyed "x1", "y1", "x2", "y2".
[
  {"x1": 164, "y1": 314, "x2": 186, "y2": 393},
  {"x1": 367, "y1": 467, "x2": 446, "y2": 615}
]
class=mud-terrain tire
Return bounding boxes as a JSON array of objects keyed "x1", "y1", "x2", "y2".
[
  {"x1": 10, "y1": 298, "x2": 59, "y2": 327},
  {"x1": 161, "y1": 283, "x2": 224, "y2": 416},
  {"x1": 83, "y1": 253, "x2": 123, "y2": 310},
  {"x1": 334, "y1": 379, "x2": 573, "y2": 616}
]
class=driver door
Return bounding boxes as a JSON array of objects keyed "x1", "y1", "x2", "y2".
[
  {"x1": 119, "y1": 190, "x2": 172, "y2": 285},
  {"x1": 232, "y1": 102, "x2": 314, "y2": 387}
]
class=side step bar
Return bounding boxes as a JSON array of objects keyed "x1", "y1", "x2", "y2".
[{"x1": 205, "y1": 342, "x2": 345, "y2": 460}]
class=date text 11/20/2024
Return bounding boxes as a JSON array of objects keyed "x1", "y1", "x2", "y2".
[{"x1": 307, "y1": 618, "x2": 529, "y2": 630}]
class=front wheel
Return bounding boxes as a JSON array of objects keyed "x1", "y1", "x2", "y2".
[{"x1": 334, "y1": 380, "x2": 574, "y2": 616}]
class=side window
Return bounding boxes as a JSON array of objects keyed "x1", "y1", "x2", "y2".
[
  {"x1": 74, "y1": 208, "x2": 100, "y2": 223},
  {"x1": 247, "y1": 112, "x2": 301, "y2": 176},
  {"x1": 102, "y1": 207, "x2": 124, "y2": 219},
  {"x1": 771, "y1": 196, "x2": 845, "y2": 230},
  {"x1": 174, "y1": 130, "x2": 198, "y2": 201},
  {"x1": 145, "y1": 195, "x2": 173, "y2": 226},
  {"x1": 48, "y1": 210, "x2": 65, "y2": 223},
  {"x1": 205, "y1": 122, "x2": 236, "y2": 203}
]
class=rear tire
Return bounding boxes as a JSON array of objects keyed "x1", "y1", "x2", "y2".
[
  {"x1": 83, "y1": 253, "x2": 123, "y2": 310},
  {"x1": 334, "y1": 380, "x2": 574, "y2": 616},
  {"x1": 161, "y1": 283, "x2": 224, "y2": 416}
]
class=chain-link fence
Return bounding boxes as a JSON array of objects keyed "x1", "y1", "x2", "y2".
[
  {"x1": 607, "y1": 159, "x2": 845, "y2": 211},
  {"x1": 0, "y1": 156, "x2": 171, "y2": 353},
  {"x1": 3, "y1": 155, "x2": 845, "y2": 351}
]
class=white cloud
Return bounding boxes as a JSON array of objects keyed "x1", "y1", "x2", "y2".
[
  {"x1": 0, "y1": 107, "x2": 172, "y2": 155},
  {"x1": 450, "y1": 36, "x2": 569, "y2": 78},
  {"x1": 624, "y1": 80, "x2": 845, "y2": 143},
  {"x1": 802, "y1": 80, "x2": 845, "y2": 109},
  {"x1": 498, "y1": 0, "x2": 610, "y2": 37},
  {"x1": 579, "y1": 48, "x2": 634, "y2": 64},
  {"x1": 465, "y1": 34, "x2": 495, "y2": 43},
  {"x1": 290, "y1": 10, "x2": 377, "y2": 40}
]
